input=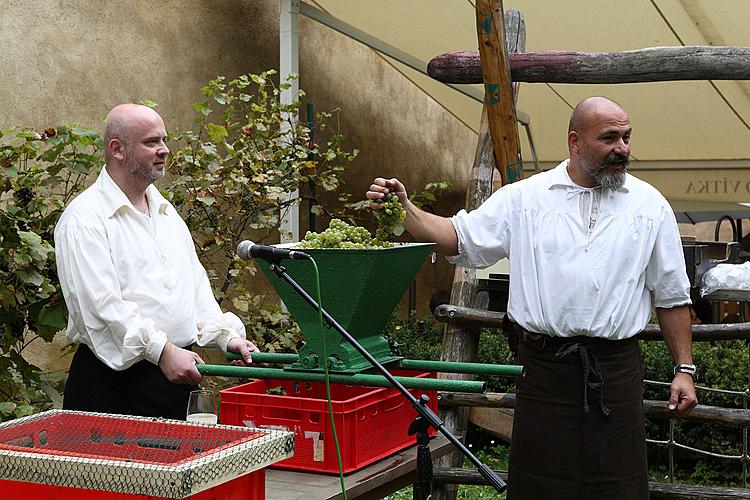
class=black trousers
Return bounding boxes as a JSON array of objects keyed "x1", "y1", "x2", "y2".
[
  {"x1": 63, "y1": 343, "x2": 198, "y2": 420},
  {"x1": 508, "y1": 334, "x2": 648, "y2": 500}
]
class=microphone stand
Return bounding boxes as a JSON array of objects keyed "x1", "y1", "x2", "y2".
[{"x1": 267, "y1": 261, "x2": 507, "y2": 496}]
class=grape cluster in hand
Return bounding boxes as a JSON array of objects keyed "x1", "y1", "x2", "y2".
[
  {"x1": 296, "y1": 218, "x2": 393, "y2": 249},
  {"x1": 295, "y1": 193, "x2": 407, "y2": 250},
  {"x1": 374, "y1": 192, "x2": 406, "y2": 241}
]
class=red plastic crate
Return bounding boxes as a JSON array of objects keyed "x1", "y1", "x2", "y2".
[{"x1": 220, "y1": 370, "x2": 438, "y2": 474}]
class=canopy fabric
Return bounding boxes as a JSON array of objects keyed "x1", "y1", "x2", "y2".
[{"x1": 305, "y1": 0, "x2": 750, "y2": 215}]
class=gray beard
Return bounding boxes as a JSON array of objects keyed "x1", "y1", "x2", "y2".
[
  {"x1": 592, "y1": 168, "x2": 626, "y2": 190},
  {"x1": 580, "y1": 153, "x2": 628, "y2": 191}
]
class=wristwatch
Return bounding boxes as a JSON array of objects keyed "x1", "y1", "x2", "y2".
[{"x1": 673, "y1": 363, "x2": 697, "y2": 378}]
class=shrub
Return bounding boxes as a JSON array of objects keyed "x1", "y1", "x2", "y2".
[
  {"x1": 167, "y1": 71, "x2": 357, "y2": 352},
  {"x1": 0, "y1": 125, "x2": 101, "y2": 419}
]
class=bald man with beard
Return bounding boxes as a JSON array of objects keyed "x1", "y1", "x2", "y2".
[
  {"x1": 367, "y1": 97, "x2": 697, "y2": 499},
  {"x1": 55, "y1": 104, "x2": 258, "y2": 420}
]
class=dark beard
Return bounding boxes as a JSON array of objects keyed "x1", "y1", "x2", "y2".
[{"x1": 125, "y1": 151, "x2": 164, "y2": 185}]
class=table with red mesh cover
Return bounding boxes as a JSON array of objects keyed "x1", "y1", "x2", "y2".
[{"x1": 0, "y1": 409, "x2": 294, "y2": 499}]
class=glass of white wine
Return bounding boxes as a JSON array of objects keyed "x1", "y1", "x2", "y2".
[{"x1": 186, "y1": 389, "x2": 218, "y2": 424}]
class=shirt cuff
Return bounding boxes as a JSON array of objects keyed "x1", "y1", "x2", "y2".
[
  {"x1": 145, "y1": 330, "x2": 169, "y2": 365},
  {"x1": 445, "y1": 217, "x2": 465, "y2": 264},
  {"x1": 654, "y1": 299, "x2": 692, "y2": 309},
  {"x1": 197, "y1": 312, "x2": 247, "y2": 352}
]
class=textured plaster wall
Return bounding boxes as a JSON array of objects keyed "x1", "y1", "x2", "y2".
[
  {"x1": 1, "y1": 0, "x2": 277, "y2": 132},
  {"x1": 4, "y1": 1, "x2": 477, "y2": 371}
]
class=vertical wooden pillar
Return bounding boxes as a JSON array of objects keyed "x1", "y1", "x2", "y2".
[
  {"x1": 476, "y1": 0, "x2": 524, "y2": 184},
  {"x1": 430, "y1": 5, "x2": 525, "y2": 500}
]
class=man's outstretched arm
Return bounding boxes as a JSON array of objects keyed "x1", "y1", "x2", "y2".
[{"x1": 367, "y1": 177, "x2": 459, "y2": 255}]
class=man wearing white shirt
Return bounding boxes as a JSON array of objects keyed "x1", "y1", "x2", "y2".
[
  {"x1": 55, "y1": 104, "x2": 258, "y2": 420},
  {"x1": 367, "y1": 97, "x2": 697, "y2": 499}
]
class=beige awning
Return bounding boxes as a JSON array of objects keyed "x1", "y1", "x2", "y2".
[{"x1": 305, "y1": 0, "x2": 750, "y2": 213}]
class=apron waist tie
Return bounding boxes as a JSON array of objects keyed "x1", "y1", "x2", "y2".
[{"x1": 555, "y1": 342, "x2": 612, "y2": 417}]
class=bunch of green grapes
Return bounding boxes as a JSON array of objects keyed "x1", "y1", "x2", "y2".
[
  {"x1": 296, "y1": 218, "x2": 394, "y2": 249},
  {"x1": 374, "y1": 192, "x2": 406, "y2": 241}
]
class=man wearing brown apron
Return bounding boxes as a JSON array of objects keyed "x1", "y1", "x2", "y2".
[{"x1": 367, "y1": 96, "x2": 697, "y2": 499}]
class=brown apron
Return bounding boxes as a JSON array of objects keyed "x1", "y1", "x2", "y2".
[{"x1": 507, "y1": 326, "x2": 648, "y2": 500}]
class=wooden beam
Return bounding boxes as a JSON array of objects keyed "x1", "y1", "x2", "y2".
[
  {"x1": 640, "y1": 322, "x2": 750, "y2": 341},
  {"x1": 434, "y1": 304, "x2": 750, "y2": 341},
  {"x1": 435, "y1": 304, "x2": 505, "y2": 329},
  {"x1": 427, "y1": 46, "x2": 750, "y2": 84},
  {"x1": 439, "y1": 392, "x2": 750, "y2": 428},
  {"x1": 431, "y1": 468, "x2": 750, "y2": 498}
]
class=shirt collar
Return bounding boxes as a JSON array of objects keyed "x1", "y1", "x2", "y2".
[
  {"x1": 546, "y1": 159, "x2": 629, "y2": 195},
  {"x1": 97, "y1": 166, "x2": 170, "y2": 218}
]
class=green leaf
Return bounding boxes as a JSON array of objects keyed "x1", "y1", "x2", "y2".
[
  {"x1": 207, "y1": 123, "x2": 228, "y2": 143},
  {"x1": 18, "y1": 230, "x2": 53, "y2": 261},
  {"x1": 17, "y1": 130, "x2": 41, "y2": 139},
  {"x1": 17, "y1": 268, "x2": 44, "y2": 286},
  {"x1": 0, "y1": 402, "x2": 16, "y2": 413},
  {"x1": 196, "y1": 194, "x2": 215, "y2": 206},
  {"x1": 71, "y1": 127, "x2": 100, "y2": 138},
  {"x1": 38, "y1": 302, "x2": 67, "y2": 330},
  {"x1": 232, "y1": 297, "x2": 249, "y2": 312},
  {"x1": 15, "y1": 403, "x2": 35, "y2": 417},
  {"x1": 193, "y1": 101, "x2": 212, "y2": 117},
  {"x1": 138, "y1": 99, "x2": 159, "y2": 109},
  {"x1": 200, "y1": 143, "x2": 217, "y2": 157},
  {"x1": 13, "y1": 250, "x2": 33, "y2": 266},
  {"x1": 38, "y1": 380, "x2": 63, "y2": 408}
]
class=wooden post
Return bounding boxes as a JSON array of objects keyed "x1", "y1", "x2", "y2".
[
  {"x1": 475, "y1": 0, "x2": 523, "y2": 185},
  {"x1": 429, "y1": 6, "x2": 525, "y2": 500}
]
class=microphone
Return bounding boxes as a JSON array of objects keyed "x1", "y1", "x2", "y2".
[{"x1": 236, "y1": 240, "x2": 311, "y2": 262}]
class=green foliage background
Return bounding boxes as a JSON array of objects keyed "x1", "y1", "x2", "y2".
[{"x1": 0, "y1": 125, "x2": 102, "y2": 419}]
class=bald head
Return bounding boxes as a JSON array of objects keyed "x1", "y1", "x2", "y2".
[
  {"x1": 568, "y1": 97, "x2": 626, "y2": 135},
  {"x1": 566, "y1": 96, "x2": 631, "y2": 189},
  {"x1": 104, "y1": 104, "x2": 164, "y2": 163}
]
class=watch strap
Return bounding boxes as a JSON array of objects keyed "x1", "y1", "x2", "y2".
[{"x1": 673, "y1": 363, "x2": 697, "y2": 377}]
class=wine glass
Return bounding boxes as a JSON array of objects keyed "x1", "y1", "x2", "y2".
[{"x1": 186, "y1": 389, "x2": 218, "y2": 424}]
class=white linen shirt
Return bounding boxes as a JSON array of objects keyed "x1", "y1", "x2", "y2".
[
  {"x1": 449, "y1": 160, "x2": 691, "y2": 340},
  {"x1": 55, "y1": 167, "x2": 246, "y2": 370}
]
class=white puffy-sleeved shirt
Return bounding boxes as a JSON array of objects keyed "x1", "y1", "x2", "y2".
[
  {"x1": 55, "y1": 167, "x2": 246, "y2": 370},
  {"x1": 449, "y1": 160, "x2": 691, "y2": 340}
]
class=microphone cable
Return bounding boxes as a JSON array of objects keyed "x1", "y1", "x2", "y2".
[{"x1": 309, "y1": 257, "x2": 348, "y2": 499}]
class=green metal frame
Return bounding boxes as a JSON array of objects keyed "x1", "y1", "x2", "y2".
[
  {"x1": 226, "y1": 352, "x2": 524, "y2": 378},
  {"x1": 197, "y1": 364, "x2": 485, "y2": 392}
]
